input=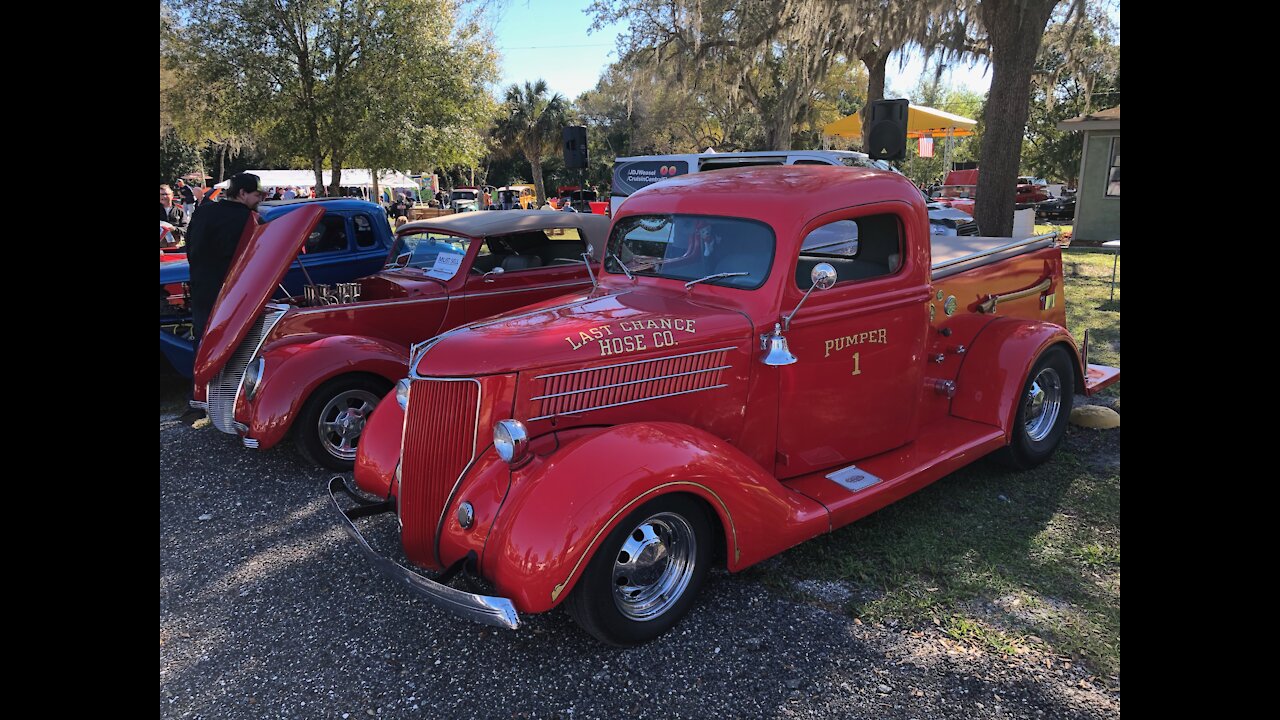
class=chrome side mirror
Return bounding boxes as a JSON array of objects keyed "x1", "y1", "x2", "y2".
[
  {"x1": 483, "y1": 266, "x2": 505, "y2": 282},
  {"x1": 811, "y1": 263, "x2": 838, "y2": 290},
  {"x1": 783, "y1": 262, "x2": 837, "y2": 330}
]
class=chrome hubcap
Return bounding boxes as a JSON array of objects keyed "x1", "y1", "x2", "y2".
[
  {"x1": 1023, "y1": 367, "x2": 1062, "y2": 442},
  {"x1": 612, "y1": 512, "x2": 697, "y2": 621},
  {"x1": 318, "y1": 389, "x2": 380, "y2": 460}
]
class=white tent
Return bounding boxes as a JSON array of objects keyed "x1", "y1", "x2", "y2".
[{"x1": 214, "y1": 169, "x2": 419, "y2": 189}]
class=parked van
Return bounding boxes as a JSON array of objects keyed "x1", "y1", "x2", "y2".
[
  {"x1": 610, "y1": 150, "x2": 891, "y2": 215},
  {"x1": 611, "y1": 150, "x2": 979, "y2": 236}
]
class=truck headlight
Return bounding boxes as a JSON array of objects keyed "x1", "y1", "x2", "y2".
[
  {"x1": 395, "y1": 378, "x2": 411, "y2": 410},
  {"x1": 241, "y1": 357, "x2": 265, "y2": 401},
  {"x1": 493, "y1": 419, "x2": 529, "y2": 465}
]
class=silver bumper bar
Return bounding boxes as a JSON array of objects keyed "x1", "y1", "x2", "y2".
[{"x1": 326, "y1": 476, "x2": 520, "y2": 630}]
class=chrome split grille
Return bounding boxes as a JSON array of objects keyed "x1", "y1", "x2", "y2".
[
  {"x1": 531, "y1": 347, "x2": 733, "y2": 421},
  {"x1": 207, "y1": 306, "x2": 288, "y2": 435}
]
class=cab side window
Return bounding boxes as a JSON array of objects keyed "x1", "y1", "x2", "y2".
[
  {"x1": 305, "y1": 216, "x2": 348, "y2": 254},
  {"x1": 795, "y1": 215, "x2": 901, "y2": 288},
  {"x1": 353, "y1": 214, "x2": 377, "y2": 248}
]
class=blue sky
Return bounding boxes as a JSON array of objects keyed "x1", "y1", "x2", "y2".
[{"x1": 479, "y1": 0, "x2": 994, "y2": 107}]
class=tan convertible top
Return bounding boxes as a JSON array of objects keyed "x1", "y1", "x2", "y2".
[
  {"x1": 397, "y1": 210, "x2": 610, "y2": 258},
  {"x1": 399, "y1": 210, "x2": 607, "y2": 237}
]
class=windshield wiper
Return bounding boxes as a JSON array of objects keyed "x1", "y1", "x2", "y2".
[
  {"x1": 610, "y1": 253, "x2": 635, "y2": 280},
  {"x1": 683, "y1": 271, "x2": 748, "y2": 290}
]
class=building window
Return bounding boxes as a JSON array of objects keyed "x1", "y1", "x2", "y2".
[{"x1": 1105, "y1": 137, "x2": 1120, "y2": 197}]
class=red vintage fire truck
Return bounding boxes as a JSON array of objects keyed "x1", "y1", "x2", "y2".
[{"x1": 330, "y1": 165, "x2": 1120, "y2": 646}]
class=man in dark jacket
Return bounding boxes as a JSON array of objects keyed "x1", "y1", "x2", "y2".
[{"x1": 184, "y1": 173, "x2": 265, "y2": 347}]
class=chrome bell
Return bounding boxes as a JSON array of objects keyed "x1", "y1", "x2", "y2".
[{"x1": 761, "y1": 323, "x2": 797, "y2": 366}]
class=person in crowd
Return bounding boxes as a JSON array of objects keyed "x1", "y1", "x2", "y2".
[
  {"x1": 184, "y1": 172, "x2": 265, "y2": 353},
  {"x1": 539, "y1": 198, "x2": 555, "y2": 210},
  {"x1": 160, "y1": 185, "x2": 188, "y2": 238},
  {"x1": 174, "y1": 179, "x2": 197, "y2": 215},
  {"x1": 395, "y1": 215, "x2": 410, "y2": 230},
  {"x1": 559, "y1": 197, "x2": 578, "y2": 212},
  {"x1": 388, "y1": 193, "x2": 410, "y2": 219},
  {"x1": 282, "y1": 186, "x2": 297, "y2": 201}
]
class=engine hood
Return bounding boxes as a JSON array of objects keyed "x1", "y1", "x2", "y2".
[
  {"x1": 193, "y1": 205, "x2": 324, "y2": 387},
  {"x1": 413, "y1": 286, "x2": 755, "y2": 377},
  {"x1": 359, "y1": 269, "x2": 448, "y2": 300}
]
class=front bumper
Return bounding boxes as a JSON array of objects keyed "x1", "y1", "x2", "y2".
[{"x1": 326, "y1": 476, "x2": 520, "y2": 630}]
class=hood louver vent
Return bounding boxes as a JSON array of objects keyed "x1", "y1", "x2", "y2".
[{"x1": 530, "y1": 347, "x2": 734, "y2": 421}]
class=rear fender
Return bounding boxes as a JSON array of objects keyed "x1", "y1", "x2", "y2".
[
  {"x1": 951, "y1": 318, "x2": 1083, "y2": 438},
  {"x1": 239, "y1": 335, "x2": 408, "y2": 449},
  {"x1": 481, "y1": 422, "x2": 829, "y2": 614}
]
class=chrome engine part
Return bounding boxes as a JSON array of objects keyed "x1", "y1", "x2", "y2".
[{"x1": 303, "y1": 282, "x2": 361, "y2": 307}]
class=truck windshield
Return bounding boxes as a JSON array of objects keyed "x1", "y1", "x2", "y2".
[{"x1": 604, "y1": 214, "x2": 774, "y2": 290}]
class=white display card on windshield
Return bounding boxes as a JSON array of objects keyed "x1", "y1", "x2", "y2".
[{"x1": 426, "y1": 252, "x2": 463, "y2": 280}]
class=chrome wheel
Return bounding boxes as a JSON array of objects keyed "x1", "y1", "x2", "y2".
[
  {"x1": 317, "y1": 389, "x2": 379, "y2": 460},
  {"x1": 611, "y1": 512, "x2": 698, "y2": 622},
  {"x1": 1023, "y1": 367, "x2": 1062, "y2": 443}
]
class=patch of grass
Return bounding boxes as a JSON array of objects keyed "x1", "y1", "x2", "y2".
[
  {"x1": 758, "y1": 266, "x2": 1120, "y2": 676},
  {"x1": 944, "y1": 615, "x2": 1023, "y2": 655},
  {"x1": 1062, "y1": 249, "x2": 1121, "y2": 398},
  {"x1": 1071, "y1": 543, "x2": 1120, "y2": 569}
]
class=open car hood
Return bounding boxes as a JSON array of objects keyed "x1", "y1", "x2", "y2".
[{"x1": 192, "y1": 205, "x2": 324, "y2": 387}]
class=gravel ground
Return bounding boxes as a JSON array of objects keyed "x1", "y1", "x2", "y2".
[{"x1": 160, "y1": 414, "x2": 1120, "y2": 720}]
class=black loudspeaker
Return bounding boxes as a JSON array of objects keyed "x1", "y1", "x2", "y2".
[
  {"x1": 865, "y1": 99, "x2": 909, "y2": 161},
  {"x1": 563, "y1": 126, "x2": 588, "y2": 169}
]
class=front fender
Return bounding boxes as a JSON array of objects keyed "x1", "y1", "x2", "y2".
[
  {"x1": 239, "y1": 335, "x2": 408, "y2": 450},
  {"x1": 353, "y1": 387, "x2": 402, "y2": 499},
  {"x1": 950, "y1": 318, "x2": 1083, "y2": 438},
  {"x1": 480, "y1": 422, "x2": 829, "y2": 614}
]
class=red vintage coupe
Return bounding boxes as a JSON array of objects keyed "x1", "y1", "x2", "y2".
[{"x1": 191, "y1": 210, "x2": 609, "y2": 470}]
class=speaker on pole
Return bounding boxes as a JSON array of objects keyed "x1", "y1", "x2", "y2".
[
  {"x1": 865, "y1": 99, "x2": 909, "y2": 161},
  {"x1": 563, "y1": 126, "x2": 588, "y2": 169}
]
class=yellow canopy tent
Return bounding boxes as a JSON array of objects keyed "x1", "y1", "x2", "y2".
[{"x1": 822, "y1": 104, "x2": 978, "y2": 139}]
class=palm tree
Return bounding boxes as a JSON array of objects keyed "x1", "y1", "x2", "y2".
[{"x1": 493, "y1": 80, "x2": 566, "y2": 207}]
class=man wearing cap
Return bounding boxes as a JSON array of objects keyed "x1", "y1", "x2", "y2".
[{"x1": 184, "y1": 172, "x2": 266, "y2": 349}]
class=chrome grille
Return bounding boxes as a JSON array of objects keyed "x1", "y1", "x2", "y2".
[
  {"x1": 207, "y1": 305, "x2": 288, "y2": 435},
  {"x1": 399, "y1": 379, "x2": 481, "y2": 564},
  {"x1": 531, "y1": 347, "x2": 733, "y2": 421}
]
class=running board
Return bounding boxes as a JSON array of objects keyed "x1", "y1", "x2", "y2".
[
  {"x1": 1084, "y1": 363, "x2": 1121, "y2": 396},
  {"x1": 785, "y1": 416, "x2": 1006, "y2": 531}
]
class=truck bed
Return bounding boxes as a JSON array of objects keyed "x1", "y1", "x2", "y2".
[{"x1": 931, "y1": 234, "x2": 1057, "y2": 280}]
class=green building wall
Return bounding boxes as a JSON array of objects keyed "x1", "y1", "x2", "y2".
[{"x1": 1074, "y1": 130, "x2": 1120, "y2": 242}]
